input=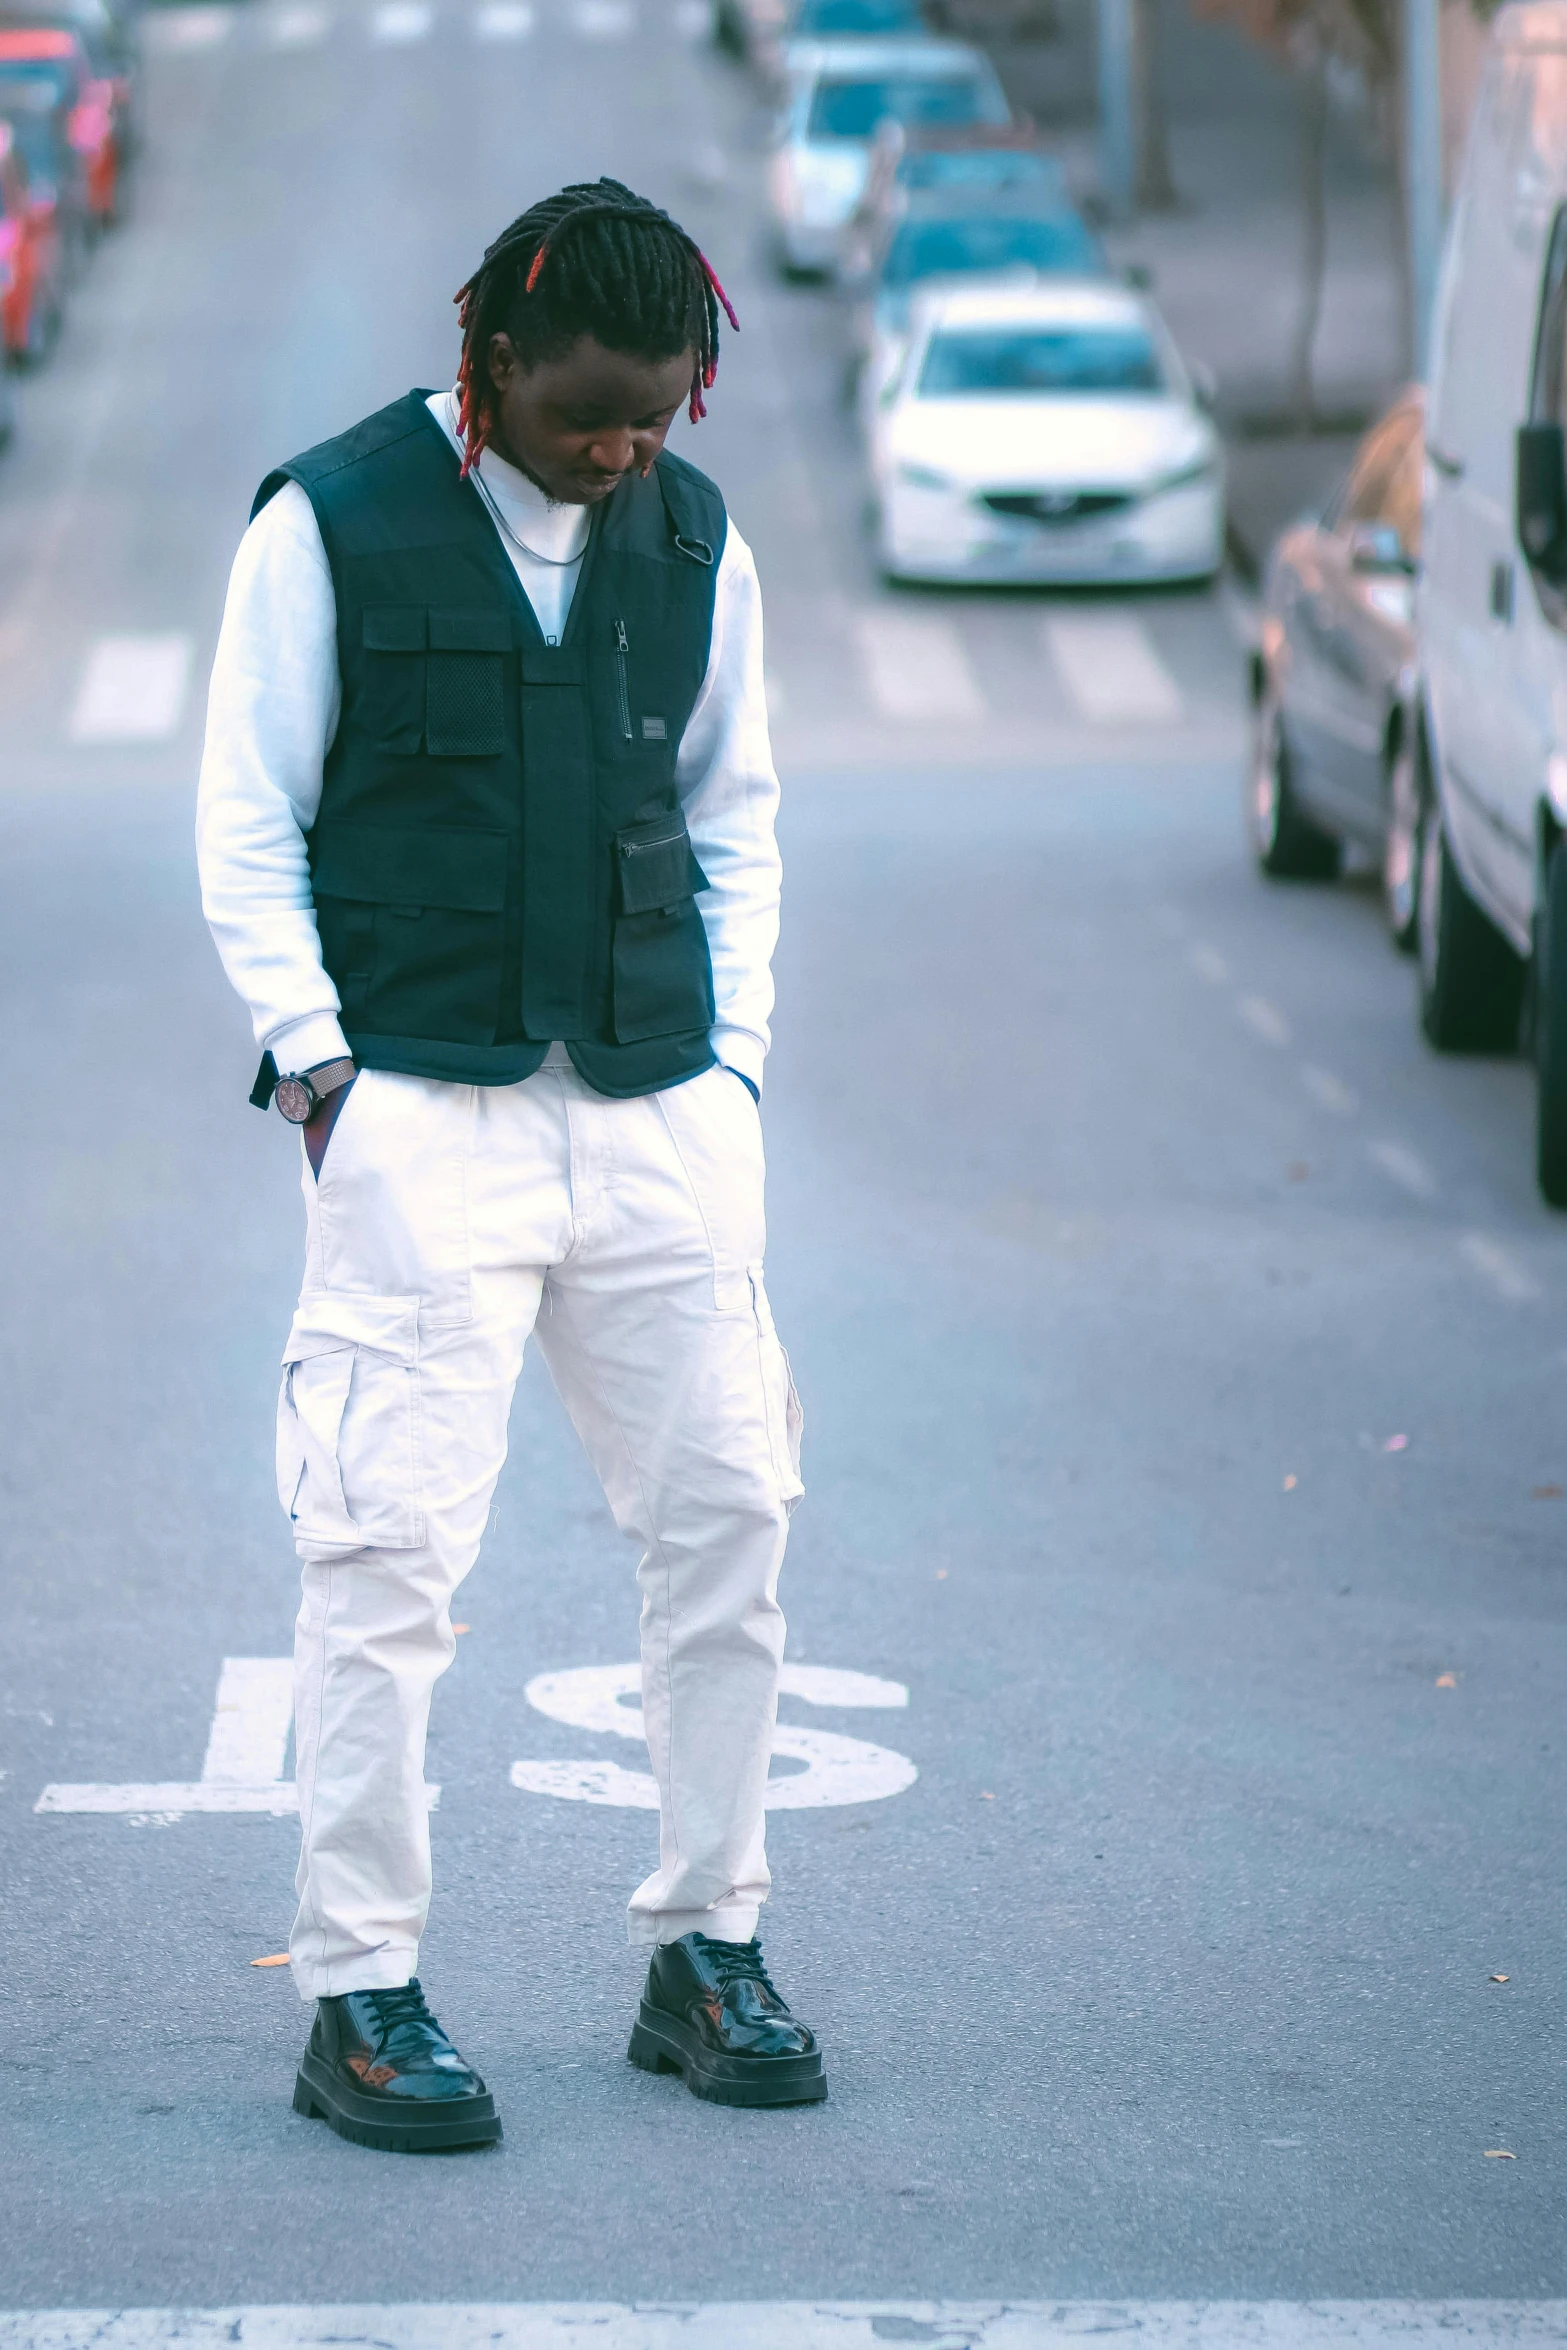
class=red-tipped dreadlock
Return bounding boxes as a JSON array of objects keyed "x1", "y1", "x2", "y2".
[{"x1": 452, "y1": 179, "x2": 738, "y2": 476}]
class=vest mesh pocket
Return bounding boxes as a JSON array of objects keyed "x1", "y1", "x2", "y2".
[{"x1": 427, "y1": 654, "x2": 504, "y2": 759}]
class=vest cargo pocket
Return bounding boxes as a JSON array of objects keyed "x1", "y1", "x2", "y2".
[
  {"x1": 427, "y1": 607, "x2": 509, "y2": 758},
  {"x1": 361, "y1": 606, "x2": 428, "y2": 756},
  {"x1": 611, "y1": 812, "x2": 715, "y2": 1043},
  {"x1": 276, "y1": 1292, "x2": 424, "y2": 1561},
  {"x1": 747, "y1": 1266, "x2": 805, "y2": 1516},
  {"x1": 311, "y1": 823, "x2": 508, "y2": 1045}
]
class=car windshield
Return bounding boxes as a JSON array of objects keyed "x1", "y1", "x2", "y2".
[
  {"x1": 807, "y1": 73, "x2": 1003, "y2": 140},
  {"x1": 0, "y1": 103, "x2": 58, "y2": 180},
  {"x1": 882, "y1": 211, "x2": 1102, "y2": 287},
  {"x1": 794, "y1": 0, "x2": 922, "y2": 31},
  {"x1": 918, "y1": 323, "x2": 1165, "y2": 396},
  {"x1": 899, "y1": 148, "x2": 1063, "y2": 196},
  {"x1": 0, "y1": 58, "x2": 73, "y2": 108}
]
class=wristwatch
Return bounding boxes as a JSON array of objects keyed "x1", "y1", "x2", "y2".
[{"x1": 272, "y1": 1057, "x2": 357, "y2": 1124}]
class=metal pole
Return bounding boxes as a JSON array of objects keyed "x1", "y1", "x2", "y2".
[
  {"x1": 1403, "y1": 0, "x2": 1443, "y2": 377},
  {"x1": 1098, "y1": 0, "x2": 1135, "y2": 222}
]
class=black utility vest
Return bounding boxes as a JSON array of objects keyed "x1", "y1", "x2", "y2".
[{"x1": 253, "y1": 390, "x2": 728, "y2": 1097}]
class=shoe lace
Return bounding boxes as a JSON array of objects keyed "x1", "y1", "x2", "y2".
[
  {"x1": 693, "y1": 1935, "x2": 780, "y2": 2001},
  {"x1": 365, "y1": 1978, "x2": 437, "y2": 2034}
]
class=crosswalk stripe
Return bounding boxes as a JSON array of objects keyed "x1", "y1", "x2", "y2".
[
  {"x1": 263, "y1": 4, "x2": 333, "y2": 43},
  {"x1": 1044, "y1": 612, "x2": 1184, "y2": 724},
  {"x1": 3, "y1": 2305, "x2": 1564, "y2": 2348},
  {"x1": 568, "y1": 0, "x2": 636, "y2": 35},
  {"x1": 141, "y1": 5, "x2": 234, "y2": 48},
  {"x1": 67, "y1": 634, "x2": 192, "y2": 745},
  {"x1": 369, "y1": 0, "x2": 432, "y2": 38},
  {"x1": 473, "y1": 0, "x2": 534, "y2": 33},
  {"x1": 855, "y1": 609, "x2": 986, "y2": 723}
]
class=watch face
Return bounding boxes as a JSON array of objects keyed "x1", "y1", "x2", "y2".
[{"x1": 274, "y1": 1077, "x2": 315, "y2": 1125}]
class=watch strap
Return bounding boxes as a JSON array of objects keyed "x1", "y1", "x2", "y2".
[{"x1": 305, "y1": 1056, "x2": 357, "y2": 1100}]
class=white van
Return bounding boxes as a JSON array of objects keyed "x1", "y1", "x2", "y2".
[{"x1": 1419, "y1": 0, "x2": 1567, "y2": 1201}]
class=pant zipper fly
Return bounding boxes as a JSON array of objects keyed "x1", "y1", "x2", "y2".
[{"x1": 614, "y1": 618, "x2": 632, "y2": 741}]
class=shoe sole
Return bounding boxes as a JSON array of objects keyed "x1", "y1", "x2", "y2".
[
  {"x1": 627, "y1": 2000, "x2": 828, "y2": 2108},
  {"x1": 292, "y1": 2050, "x2": 503, "y2": 2154}
]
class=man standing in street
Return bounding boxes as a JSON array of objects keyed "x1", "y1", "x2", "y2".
[{"x1": 196, "y1": 180, "x2": 817, "y2": 2154}]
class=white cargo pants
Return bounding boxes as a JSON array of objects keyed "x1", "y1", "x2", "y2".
[{"x1": 275, "y1": 1051, "x2": 803, "y2": 2001}]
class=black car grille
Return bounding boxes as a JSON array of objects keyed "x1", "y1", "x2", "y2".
[{"x1": 979, "y1": 489, "x2": 1132, "y2": 526}]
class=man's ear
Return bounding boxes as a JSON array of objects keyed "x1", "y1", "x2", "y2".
[{"x1": 487, "y1": 332, "x2": 520, "y2": 395}]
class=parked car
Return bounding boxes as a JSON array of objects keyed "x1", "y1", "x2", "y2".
[
  {"x1": 716, "y1": 0, "x2": 921, "y2": 79},
  {"x1": 868, "y1": 276, "x2": 1223, "y2": 585},
  {"x1": 0, "y1": 78, "x2": 87, "y2": 281},
  {"x1": 849, "y1": 183, "x2": 1107, "y2": 405},
  {"x1": 768, "y1": 37, "x2": 1009, "y2": 274},
  {"x1": 1418, "y1": 0, "x2": 1567, "y2": 1201},
  {"x1": 0, "y1": 0, "x2": 138, "y2": 158},
  {"x1": 0, "y1": 111, "x2": 64, "y2": 361},
  {"x1": 844, "y1": 119, "x2": 1065, "y2": 268},
  {"x1": 0, "y1": 25, "x2": 121, "y2": 231},
  {"x1": 1246, "y1": 388, "x2": 1423, "y2": 942}
]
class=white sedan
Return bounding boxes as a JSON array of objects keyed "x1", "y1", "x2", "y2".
[
  {"x1": 868, "y1": 279, "x2": 1225, "y2": 587},
  {"x1": 768, "y1": 38, "x2": 1010, "y2": 276}
]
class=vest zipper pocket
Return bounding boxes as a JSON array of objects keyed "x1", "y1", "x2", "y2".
[{"x1": 613, "y1": 619, "x2": 633, "y2": 742}]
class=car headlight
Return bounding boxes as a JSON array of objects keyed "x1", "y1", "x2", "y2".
[
  {"x1": 896, "y1": 462, "x2": 956, "y2": 492},
  {"x1": 1147, "y1": 452, "x2": 1219, "y2": 496}
]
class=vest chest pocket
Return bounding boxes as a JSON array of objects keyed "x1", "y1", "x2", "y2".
[
  {"x1": 360, "y1": 607, "x2": 509, "y2": 759},
  {"x1": 611, "y1": 813, "x2": 715, "y2": 1044}
]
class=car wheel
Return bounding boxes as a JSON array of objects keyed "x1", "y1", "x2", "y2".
[
  {"x1": 1417, "y1": 805, "x2": 1524, "y2": 1050},
  {"x1": 1246, "y1": 693, "x2": 1340, "y2": 879},
  {"x1": 1534, "y1": 846, "x2": 1567, "y2": 1206},
  {"x1": 1382, "y1": 727, "x2": 1422, "y2": 953}
]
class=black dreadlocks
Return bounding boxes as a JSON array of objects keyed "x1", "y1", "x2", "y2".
[{"x1": 453, "y1": 178, "x2": 739, "y2": 477}]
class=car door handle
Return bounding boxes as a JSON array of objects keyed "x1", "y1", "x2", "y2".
[
  {"x1": 1428, "y1": 443, "x2": 1464, "y2": 479},
  {"x1": 1490, "y1": 560, "x2": 1516, "y2": 623}
]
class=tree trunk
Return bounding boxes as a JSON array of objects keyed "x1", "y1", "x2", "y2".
[
  {"x1": 1290, "y1": 48, "x2": 1328, "y2": 430},
  {"x1": 1130, "y1": 0, "x2": 1177, "y2": 210}
]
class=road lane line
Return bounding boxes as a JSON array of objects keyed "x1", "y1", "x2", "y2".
[
  {"x1": 263, "y1": 5, "x2": 333, "y2": 42},
  {"x1": 473, "y1": 1, "x2": 533, "y2": 34},
  {"x1": 1239, "y1": 993, "x2": 1291, "y2": 1047},
  {"x1": 855, "y1": 610, "x2": 987, "y2": 722},
  {"x1": 141, "y1": 5, "x2": 234, "y2": 46},
  {"x1": 370, "y1": 1, "x2": 432, "y2": 38},
  {"x1": 1369, "y1": 1139, "x2": 1437, "y2": 1200},
  {"x1": 5, "y1": 2302, "x2": 1565, "y2": 2347},
  {"x1": 1189, "y1": 942, "x2": 1228, "y2": 983},
  {"x1": 1460, "y1": 1232, "x2": 1541, "y2": 1303},
  {"x1": 1043, "y1": 613, "x2": 1184, "y2": 724},
  {"x1": 1302, "y1": 1063, "x2": 1358, "y2": 1116},
  {"x1": 67, "y1": 634, "x2": 192, "y2": 744},
  {"x1": 568, "y1": 0, "x2": 636, "y2": 34}
]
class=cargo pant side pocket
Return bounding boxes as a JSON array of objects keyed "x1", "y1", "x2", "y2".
[
  {"x1": 277, "y1": 1292, "x2": 425, "y2": 1561},
  {"x1": 747, "y1": 1266, "x2": 804, "y2": 1516}
]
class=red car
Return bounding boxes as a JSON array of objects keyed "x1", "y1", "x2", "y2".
[
  {"x1": 0, "y1": 111, "x2": 61, "y2": 360},
  {"x1": 0, "y1": 26, "x2": 119, "y2": 229}
]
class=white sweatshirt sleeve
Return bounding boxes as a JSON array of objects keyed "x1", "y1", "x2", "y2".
[
  {"x1": 195, "y1": 481, "x2": 350, "y2": 1076},
  {"x1": 196, "y1": 482, "x2": 782, "y2": 1093},
  {"x1": 677, "y1": 517, "x2": 781, "y2": 1096}
]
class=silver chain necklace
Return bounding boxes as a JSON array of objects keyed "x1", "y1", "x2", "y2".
[{"x1": 468, "y1": 452, "x2": 587, "y2": 568}]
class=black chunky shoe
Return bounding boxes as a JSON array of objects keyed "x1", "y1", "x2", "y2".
[
  {"x1": 292, "y1": 1978, "x2": 502, "y2": 2153},
  {"x1": 628, "y1": 1932, "x2": 827, "y2": 2108}
]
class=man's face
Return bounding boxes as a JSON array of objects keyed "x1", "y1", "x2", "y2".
[{"x1": 485, "y1": 332, "x2": 695, "y2": 504}]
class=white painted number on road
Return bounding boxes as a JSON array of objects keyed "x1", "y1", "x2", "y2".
[
  {"x1": 35, "y1": 1658, "x2": 440, "y2": 1820},
  {"x1": 511, "y1": 1662, "x2": 917, "y2": 1811}
]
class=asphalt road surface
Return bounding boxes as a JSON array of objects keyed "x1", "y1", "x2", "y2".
[{"x1": 0, "y1": 0, "x2": 1562, "y2": 2319}]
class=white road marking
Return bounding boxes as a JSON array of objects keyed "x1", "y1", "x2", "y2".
[
  {"x1": 370, "y1": 1, "x2": 431, "y2": 39},
  {"x1": 1189, "y1": 942, "x2": 1228, "y2": 983},
  {"x1": 512, "y1": 1661, "x2": 917, "y2": 1811},
  {"x1": 67, "y1": 634, "x2": 192, "y2": 744},
  {"x1": 5, "y1": 2303, "x2": 1564, "y2": 2349},
  {"x1": 569, "y1": 0, "x2": 635, "y2": 33},
  {"x1": 35, "y1": 1659, "x2": 439, "y2": 1817},
  {"x1": 263, "y1": 5, "x2": 332, "y2": 42},
  {"x1": 1369, "y1": 1139, "x2": 1437, "y2": 1200},
  {"x1": 141, "y1": 5, "x2": 234, "y2": 47},
  {"x1": 1460, "y1": 1232, "x2": 1542, "y2": 1304},
  {"x1": 473, "y1": 0, "x2": 533, "y2": 34},
  {"x1": 1302, "y1": 1063, "x2": 1359, "y2": 1117},
  {"x1": 855, "y1": 610, "x2": 986, "y2": 723},
  {"x1": 1239, "y1": 993, "x2": 1292, "y2": 1047},
  {"x1": 1044, "y1": 613, "x2": 1184, "y2": 724}
]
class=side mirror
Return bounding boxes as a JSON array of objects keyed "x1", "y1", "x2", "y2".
[
  {"x1": 1517, "y1": 420, "x2": 1567, "y2": 583},
  {"x1": 1348, "y1": 520, "x2": 1410, "y2": 574}
]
